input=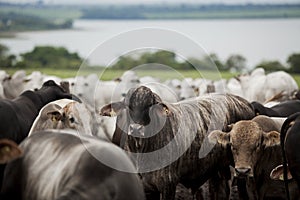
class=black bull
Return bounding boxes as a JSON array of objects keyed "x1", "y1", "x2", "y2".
[{"x1": 100, "y1": 86, "x2": 255, "y2": 200}]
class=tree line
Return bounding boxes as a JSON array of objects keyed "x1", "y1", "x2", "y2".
[
  {"x1": 0, "y1": 43, "x2": 300, "y2": 73},
  {"x1": 0, "y1": 45, "x2": 82, "y2": 69},
  {"x1": 80, "y1": 4, "x2": 300, "y2": 20},
  {"x1": 0, "y1": 12, "x2": 73, "y2": 32}
]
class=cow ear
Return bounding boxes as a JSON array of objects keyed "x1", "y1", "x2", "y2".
[
  {"x1": 270, "y1": 164, "x2": 293, "y2": 181},
  {"x1": 60, "y1": 81, "x2": 70, "y2": 93},
  {"x1": 263, "y1": 131, "x2": 280, "y2": 147},
  {"x1": 23, "y1": 78, "x2": 31, "y2": 83},
  {"x1": 41, "y1": 104, "x2": 62, "y2": 120},
  {"x1": 47, "y1": 110, "x2": 63, "y2": 122},
  {"x1": 0, "y1": 139, "x2": 22, "y2": 164},
  {"x1": 225, "y1": 124, "x2": 234, "y2": 132},
  {"x1": 208, "y1": 130, "x2": 230, "y2": 146},
  {"x1": 100, "y1": 102, "x2": 125, "y2": 117}
]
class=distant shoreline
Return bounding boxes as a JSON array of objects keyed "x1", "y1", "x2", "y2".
[{"x1": 1, "y1": 3, "x2": 300, "y2": 37}]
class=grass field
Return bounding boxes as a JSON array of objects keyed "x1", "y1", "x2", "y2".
[
  {"x1": 2, "y1": 67, "x2": 237, "y2": 80},
  {"x1": 3, "y1": 68, "x2": 300, "y2": 87}
]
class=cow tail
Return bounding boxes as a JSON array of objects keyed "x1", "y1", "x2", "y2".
[{"x1": 280, "y1": 113, "x2": 299, "y2": 200}]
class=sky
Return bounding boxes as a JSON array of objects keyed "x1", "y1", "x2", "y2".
[{"x1": 1, "y1": 0, "x2": 300, "y2": 4}]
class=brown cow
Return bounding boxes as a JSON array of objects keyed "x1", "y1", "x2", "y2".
[{"x1": 209, "y1": 116, "x2": 299, "y2": 199}]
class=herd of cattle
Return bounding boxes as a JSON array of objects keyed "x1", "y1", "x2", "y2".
[{"x1": 0, "y1": 68, "x2": 300, "y2": 199}]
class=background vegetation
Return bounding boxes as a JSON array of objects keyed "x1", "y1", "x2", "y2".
[
  {"x1": 80, "y1": 4, "x2": 300, "y2": 20},
  {"x1": 1, "y1": 43, "x2": 300, "y2": 74},
  {"x1": 0, "y1": 3, "x2": 300, "y2": 33},
  {"x1": 1, "y1": 2, "x2": 300, "y2": 84}
]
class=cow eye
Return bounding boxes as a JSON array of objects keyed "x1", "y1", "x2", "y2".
[{"x1": 84, "y1": 83, "x2": 88, "y2": 86}]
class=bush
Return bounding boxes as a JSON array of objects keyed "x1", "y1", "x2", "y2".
[{"x1": 17, "y1": 46, "x2": 83, "y2": 69}]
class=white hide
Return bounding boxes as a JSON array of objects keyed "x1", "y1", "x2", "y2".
[
  {"x1": 29, "y1": 99, "x2": 110, "y2": 141},
  {"x1": 237, "y1": 69, "x2": 298, "y2": 103}
]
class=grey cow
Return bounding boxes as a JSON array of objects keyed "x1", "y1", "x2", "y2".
[
  {"x1": 0, "y1": 130, "x2": 145, "y2": 200},
  {"x1": 100, "y1": 86, "x2": 255, "y2": 200}
]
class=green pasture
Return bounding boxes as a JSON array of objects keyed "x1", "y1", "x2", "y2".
[
  {"x1": 2, "y1": 68, "x2": 237, "y2": 80},
  {"x1": 3, "y1": 68, "x2": 300, "y2": 87}
]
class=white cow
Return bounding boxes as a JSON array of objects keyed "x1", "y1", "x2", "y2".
[
  {"x1": 29, "y1": 99, "x2": 110, "y2": 141},
  {"x1": 70, "y1": 74, "x2": 99, "y2": 106},
  {"x1": 164, "y1": 78, "x2": 182, "y2": 98},
  {"x1": 2, "y1": 70, "x2": 27, "y2": 99},
  {"x1": 236, "y1": 68, "x2": 298, "y2": 103},
  {"x1": 0, "y1": 70, "x2": 9, "y2": 99},
  {"x1": 113, "y1": 71, "x2": 178, "y2": 103}
]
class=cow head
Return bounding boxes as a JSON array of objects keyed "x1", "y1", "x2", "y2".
[
  {"x1": 100, "y1": 86, "x2": 169, "y2": 137},
  {"x1": 209, "y1": 120, "x2": 280, "y2": 178},
  {"x1": 0, "y1": 139, "x2": 22, "y2": 164},
  {"x1": 29, "y1": 100, "x2": 94, "y2": 136},
  {"x1": 46, "y1": 102, "x2": 93, "y2": 134},
  {"x1": 38, "y1": 80, "x2": 81, "y2": 103}
]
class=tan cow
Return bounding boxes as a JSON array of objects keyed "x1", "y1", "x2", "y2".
[{"x1": 209, "y1": 116, "x2": 299, "y2": 199}]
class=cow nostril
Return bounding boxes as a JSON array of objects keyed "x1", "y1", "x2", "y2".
[
  {"x1": 235, "y1": 167, "x2": 251, "y2": 176},
  {"x1": 34, "y1": 88, "x2": 38, "y2": 91},
  {"x1": 121, "y1": 93, "x2": 126, "y2": 97},
  {"x1": 180, "y1": 97, "x2": 185, "y2": 101}
]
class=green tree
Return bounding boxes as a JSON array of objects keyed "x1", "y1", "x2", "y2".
[
  {"x1": 111, "y1": 50, "x2": 191, "y2": 70},
  {"x1": 226, "y1": 54, "x2": 247, "y2": 72},
  {"x1": 18, "y1": 46, "x2": 82, "y2": 69},
  {"x1": 0, "y1": 44, "x2": 16, "y2": 68},
  {"x1": 287, "y1": 53, "x2": 300, "y2": 73},
  {"x1": 112, "y1": 56, "x2": 138, "y2": 70},
  {"x1": 0, "y1": 44, "x2": 9, "y2": 56},
  {"x1": 255, "y1": 60, "x2": 286, "y2": 72},
  {"x1": 203, "y1": 53, "x2": 225, "y2": 71}
]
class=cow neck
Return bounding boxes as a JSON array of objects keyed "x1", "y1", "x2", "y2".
[
  {"x1": 36, "y1": 87, "x2": 64, "y2": 109},
  {"x1": 18, "y1": 90, "x2": 45, "y2": 111}
]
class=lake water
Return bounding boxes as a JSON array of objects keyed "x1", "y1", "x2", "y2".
[{"x1": 1, "y1": 19, "x2": 300, "y2": 68}]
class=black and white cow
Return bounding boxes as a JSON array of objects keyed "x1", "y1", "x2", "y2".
[
  {"x1": 100, "y1": 86, "x2": 255, "y2": 200},
  {"x1": 0, "y1": 130, "x2": 145, "y2": 200}
]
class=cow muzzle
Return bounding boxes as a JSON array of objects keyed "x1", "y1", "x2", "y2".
[
  {"x1": 234, "y1": 167, "x2": 253, "y2": 178},
  {"x1": 128, "y1": 123, "x2": 145, "y2": 137}
]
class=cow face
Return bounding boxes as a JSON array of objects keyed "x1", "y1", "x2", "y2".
[
  {"x1": 46, "y1": 102, "x2": 93, "y2": 134},
  {"x1": 125, "y1": 86, "x2": 162, "y2": 125},
  {"x1": 100, "y1": 86, "x2": 169, "y2": 137},
  {"x1": 209, "y1": 120, "x2": 280, "y2": 178}
]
